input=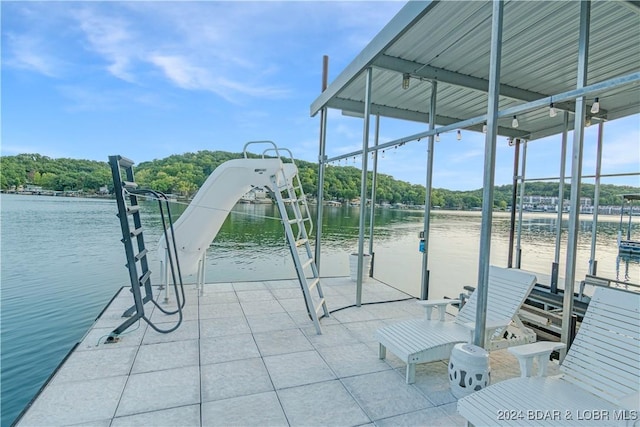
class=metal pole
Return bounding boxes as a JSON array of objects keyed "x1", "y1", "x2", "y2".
[
  {"x1": 561, "y1": 0, "x2": 591, "y2": 358},
  {"x1": 516, "y1": 140, "x2": 528, "y2": 269},
  {"x1": 315, "y1": 56, "x2": 329, "y2": 273},
  {"x1": 507, "y1": 139, "x2": 521, "y2": 268},
  {"x1": 552, "y1": 112, "x2": 570, "y2": 293},
  {"x1": 589, "y1": 122, "x2": 604, "y2": 275},
  {"x1": 475, "y1": 0, "x2": 504, "y2": 348},
  {"x1": 368, "y1": 115, "x2": 380, "y2": 262},
  {"x1": 356, "y1": 67, "x2": 372, "y2": 307},
  {"x1": 421, "y1": 81, "x2": 438, "y2": 300}
]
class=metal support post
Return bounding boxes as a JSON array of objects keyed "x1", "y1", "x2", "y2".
[
  {"x1": 589, "y1": 122, "x2": 604, "y2": 275},
  {"x1": 421, "y1": 81, "x2": 438, "y2": 300},
  {"x1": 475, "y1": 0, "x2": 504, "y2": 348},
  {"x1": 507, "y1": 139, "x2": 520, "y2": 268},
  {"x1": 368, "y1": 115, "x2": 380, "y2": 276},
  {"x1": 356, "y1": 67, "x2": 373, "y2": 307},
  {"x1": 561, "y1": 0, "x2": 591, "y2": 358},
  {"x1": 315, "y1": 56, "x2": 329, "y2": 273},
  {"x1": 552, "y1": 112, "x2": 570, "y2": 293},
  {"x1": 516, "y1": 140, "x2": 528, "y2": 269}
]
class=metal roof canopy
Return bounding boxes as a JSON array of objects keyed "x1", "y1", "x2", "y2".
[
  {"x1": 310, "y1": 0, "x2": 640, "y2": 356},
  {"x1": 311, "y1": 0, "x2": 640, "y2": 143}
]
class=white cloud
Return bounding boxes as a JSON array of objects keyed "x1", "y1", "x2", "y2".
[
  {"x1": 3, "y1": 33, "x2": 59, "y2": 77},
  {"x1": 148, "y1": 55, "x2": 208, "y2": 90},
  {"x1": 73, "y1": 8, "x2": 137, "y2": 82}
]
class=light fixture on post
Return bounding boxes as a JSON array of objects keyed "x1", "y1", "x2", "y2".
[
  {"x1": 549, "y1": 103, "x2": 557, "y2": 117},
  {"x1": 402, "y1": 73, "x2": 410, "y2": 90},
  {"x1": 512, "y1": 115, "x2": 519, "y2": 128},
  {"x1": 590, "y1": 97, "x2": 600, "y2": 114},
  {"x1": 457, "y1": 130, "x2": 462, "y2": 141}
]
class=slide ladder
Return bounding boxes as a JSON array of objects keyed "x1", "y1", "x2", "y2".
[{"x1": 267, "y1": 149, "x2": 329, "y2": 335}]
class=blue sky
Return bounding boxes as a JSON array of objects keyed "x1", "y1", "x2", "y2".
[{"x1": 2, "y1": 1, "x2": 639, "y2": 191}]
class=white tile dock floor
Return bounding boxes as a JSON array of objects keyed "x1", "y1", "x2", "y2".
[{"x1": 16, "y1": 277, "x2": 559, "y2": 427}]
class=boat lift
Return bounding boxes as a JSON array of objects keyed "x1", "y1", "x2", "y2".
[{"x1": 618, "y1": 194, "x2": 640, "y2": 256}]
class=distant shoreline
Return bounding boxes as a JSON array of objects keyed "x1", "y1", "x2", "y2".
[{"x1": 2, "y1": 191, "x2": 638, "y2": 218}]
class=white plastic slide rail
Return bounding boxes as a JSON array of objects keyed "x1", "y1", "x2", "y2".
[{"x1": 157, "y1": 153, "x2": 297, "y2": 278}]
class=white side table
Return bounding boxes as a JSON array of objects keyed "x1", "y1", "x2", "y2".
[{"x1": 448, "y1": 343, "x2": 491, "y2": 398}]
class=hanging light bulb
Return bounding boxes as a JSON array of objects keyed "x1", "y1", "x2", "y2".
[
  {"x1": 402, "y1": 73, "x2": 410, "y2": 90},
  {"x1": 512, "y1": 115, "x2": 519, "y2": 128},
  {"x1": 382, "y1": 150, "x2": 385, "y2": 158},
  {"x1": 482, "y1": 123, "x2": 487, "y2": 133},
  {"x1": 353, "y1": 156, "x2": 356, "y2": 164},
  {"x1": 591, "y1": 97, "x2": 600, "y2": 114},
  {"x1": 457, "y1": 130, "x2": 462, "y2": 141},
  {"x1": 585, "y1": 116, "x2": 592, "y2": 127},
  {"x1": 549, "y1": 103, "x2": 557, "y2": 117},
  {"x1": 435, "y1": 133, "x2": 440, "y2": 142}
]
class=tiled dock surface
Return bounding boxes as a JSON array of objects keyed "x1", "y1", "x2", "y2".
[{"x1": 17, "y1": 277, "x2": 558, "y2": 426}]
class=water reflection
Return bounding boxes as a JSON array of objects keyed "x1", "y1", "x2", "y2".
[{"x1": 617, "y1": 253, "x2": 640, "y2": 283}]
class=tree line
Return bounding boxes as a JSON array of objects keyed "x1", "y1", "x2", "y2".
[{"x1": 1, "y1": 151, "x2": 637, "y2": 209}]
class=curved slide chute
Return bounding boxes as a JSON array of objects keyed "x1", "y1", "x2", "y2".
[{"x1": 157, "y1": 157, "x2": 297, "y2": 277}]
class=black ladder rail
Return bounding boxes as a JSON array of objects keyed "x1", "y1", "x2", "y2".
[
  {"x1": 107, "y1": 155, "x2": 185, "y2": 341},
  {"x1": 128, "y1": 188, "x2": 187, "y2": 316}
]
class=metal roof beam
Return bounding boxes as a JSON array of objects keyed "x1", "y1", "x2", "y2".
[
  {"x1": 330, "y1": 97, "x2": 435, "y2": 123},
  {"x1": 330, "y1": 97, "x2": 524, "y2": 138},
  {"x1": 375, "y1": 55, "x2": 548, "y2": 102},
  {"x1": 334, "y1": 71, "x2": 640, "y2": 155},
  {"x1": 310, "y1": 1, "x2": 437, "y2": 117},
  {"x1": 621, "y1": 0, "x2": 640, "y2": 13}
]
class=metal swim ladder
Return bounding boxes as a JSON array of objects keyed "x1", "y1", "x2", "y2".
[
  {"x1": 108, "y1": 155, "x2": 186, "y2": 340},
  {"x1": 249, "y1": 142, "x2": 330, "y2": 334}
]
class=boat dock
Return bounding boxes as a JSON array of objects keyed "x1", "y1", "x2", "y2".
[{"x1": 15, "y1": 277, "x2": 552, "y2": 426}]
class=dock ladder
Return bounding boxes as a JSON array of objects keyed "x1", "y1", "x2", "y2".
[
  {"x1": 108, "y1": 155, "x2": 185, "y2": 340},
  {"x1": 249, "y1": 142, "x2": 329, "y2": 334}
]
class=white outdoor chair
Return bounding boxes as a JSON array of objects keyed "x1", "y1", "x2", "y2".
[
  {"x1": 458, "y1": 285, "x2": 640, "y2": 426},
  {"x1": 375, "y1": 266, "x2": 537, "y2": 383}
]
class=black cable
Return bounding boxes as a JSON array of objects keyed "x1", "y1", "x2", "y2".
[{"x1": 322, "y1": 296, "x2": 417, "y2": 318}]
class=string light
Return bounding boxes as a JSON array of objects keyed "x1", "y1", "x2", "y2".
[
  {"x1": 585, "y1": 117, "x2": 592, "y2": 127},
  {"x1": 512, "y1": 115, "x2": 519, "y2": 128},
  {"x1": 353, "y1": 156, "x2": 356, "y2": 164},
  {"x1": 549, "y1": 103, "x2": 557, "y2": 117},
  {"x1": 382, "y1": 150, "x2": 385, "y2": 158},
  {"x1": 457, "y1": 130, "x2": 462, "y2": 141},
  {"x1": 590, "y1": 97, "x2": 600, "y2": 114},
  {"x1": 482, "y1": 123, "x2": 487, "y2": 133},
  {"x1": 435, "y1": 133, "x2": 440, "y2": 142}
]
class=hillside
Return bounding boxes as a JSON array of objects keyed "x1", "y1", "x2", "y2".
[{"x1": 1, "y1": 151, "x2": 637, "y2": 209}]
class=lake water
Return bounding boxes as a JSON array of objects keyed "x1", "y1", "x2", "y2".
[{"x1": 1, "y1": 193, "x2": 638, "y2": 426}]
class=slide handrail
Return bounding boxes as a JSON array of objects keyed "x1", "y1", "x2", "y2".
[{"x1": 243, "y1": 140, "x2": 280, "y2": 159}]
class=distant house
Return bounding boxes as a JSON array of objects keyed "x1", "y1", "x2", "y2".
[{"x1": 240, "y1": 187, "x2": 271, "y2": 204}]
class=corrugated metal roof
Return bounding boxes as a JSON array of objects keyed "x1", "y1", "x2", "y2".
[{"x1": 310, "y1": 0, "x2": 640, "y2": 141}]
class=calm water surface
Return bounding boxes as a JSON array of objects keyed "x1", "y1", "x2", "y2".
[{"x1": 1, "y1": 194, "x2": 638, "y2": 426}]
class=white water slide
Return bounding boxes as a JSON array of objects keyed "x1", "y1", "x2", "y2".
[{"x1": 157, "y1": 152, "x2": 297, "y2": 281}]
